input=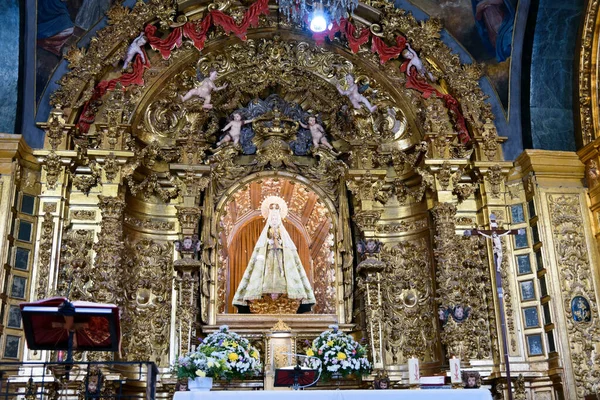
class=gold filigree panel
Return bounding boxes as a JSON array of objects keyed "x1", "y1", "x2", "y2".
[{"x1": 548, "y1": 194, "x2": 600, "y2": 397}]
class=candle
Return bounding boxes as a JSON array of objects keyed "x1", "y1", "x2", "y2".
[
  {"x1": 408, "y1": 357, "x2": 420, "y2": 384},
  {"x1": 449, "y1": 356, "x2": 461, "y2": 383}
]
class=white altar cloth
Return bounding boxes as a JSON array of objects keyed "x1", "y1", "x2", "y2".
[{"x1": 174, "y1": 389, "x2": 492, "y2": 400}]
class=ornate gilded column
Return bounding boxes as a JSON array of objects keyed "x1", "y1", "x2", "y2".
[
  {"x1": 33, "y1": 108, "x2": 75, "y2": 301},
  {"x1": 356, "y1": 241, "x2": 386, "y2": 370},
  {"x1": 171, "y1": 163, "x2": 210, "y2": 353},
  {"x1": 431, "y1": 203, "x2": 494, "y2": 363},
  {"x1": 92, "y1": 195, "x2": 126, "y2": 304}
]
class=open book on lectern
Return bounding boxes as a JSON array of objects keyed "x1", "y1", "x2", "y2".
[{"x1": 20, "y1": 297, "x2": 121, "y2": 352}]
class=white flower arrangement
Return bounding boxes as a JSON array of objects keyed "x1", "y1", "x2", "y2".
[
  {"x1": 303, "y1": 325, "x2": 372, "y2": 381},
  {"x1": 200, "y1": 325, "x2": 263, "y2": 379},
  {"x1": 172, "y1": 346, "x2": 230, "y2": 380}
]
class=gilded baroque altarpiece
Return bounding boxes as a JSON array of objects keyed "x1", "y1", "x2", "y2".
[{"x1": 0, "y1": 0, "x2": 598, "y2": 398}]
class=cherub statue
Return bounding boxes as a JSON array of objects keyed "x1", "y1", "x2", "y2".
[
  {"x1": 402, "y1": 43, "x2": 436, "y2": 82},
  {"x1": 300, "y1": 116, "x2": 335, "y2": 151},
  {"x1": 174, "y1": 235, "x2": 201, "y2": 256},
  {"x1": 180, "y1": 70, "x2": 228, "y2": 109},
  {"x1": 122, "y1": 32, "x2": 147, "y2": 70},
  {"x1": 218, "y1": 112, "x2": 253, "y2": 146},
  {"x1": 336, "y1": 74, "x2": 377, "y2": 113}
]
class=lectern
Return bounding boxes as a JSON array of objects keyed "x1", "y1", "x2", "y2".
[{"x1": 20, "y1": 297, "x2": 121, "y2": 361}]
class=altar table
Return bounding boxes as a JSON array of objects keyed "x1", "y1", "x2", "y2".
[{"x1": 173, "y1": 389, "x2": 492, "y2": 400}]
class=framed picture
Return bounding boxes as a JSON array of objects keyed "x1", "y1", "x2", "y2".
[
  {"x1": 516, "y1": 254, "x2": 531, "y2": 275},
  {"x1": 20, "y1": 194, "x2": 35, "y2": 215},
  {"x1": 520, "y1": 280, "x2": 536, "y2": 301},
  {"x1": 511, "y1": 204, "x2": 525, "y2": 224},
  {"x1": 514, "y1": 231, "x2": 529, "y2": 249},
  {"x1": 523, "y1": 307, "x2": 540, "y2": 328},
  {"x1": 3, "y1": 335, "x2": 20, "y2": 359},
  {"x1": 6, "y1": 305, "x2": 22, "y2": 329},
  {"x1": 14, "y1": 247, "x2": 30, "y2": 271},
  {"x1": 526, "y1": 334, "x2": 544, "y2": 356},
  {"x1": 17, "y1": 220, "x2": 32, "y2": 242},
  {"x1": 10, "y1": 276, "x2": 27, "y2": 299}
]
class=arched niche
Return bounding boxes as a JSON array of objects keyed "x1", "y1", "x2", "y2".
[{"x1": 215, "y1": 176, "x2": 337, "y2": 317}]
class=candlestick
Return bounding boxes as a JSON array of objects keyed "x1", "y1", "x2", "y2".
[
  {"x1": 450, "y1": 356, "x2": 462, "y2": 384},
  {"x1": 408, "y1": 357, "x2": 420, "y2": 385}
]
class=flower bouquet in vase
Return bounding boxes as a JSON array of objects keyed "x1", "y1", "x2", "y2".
[
  {"x1": 304, "y1": 325, "x2": 372, "y2": 382},
  {"x1": 172, "y1": 346, "x2": 230, "y2": 391},
  {"x1": 201, "y1": 325, "x2": 263, "y2": 380}
]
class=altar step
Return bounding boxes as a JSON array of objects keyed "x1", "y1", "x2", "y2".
[{"x1": 204, "y1": 314, "x2": 354, "y2": 334}]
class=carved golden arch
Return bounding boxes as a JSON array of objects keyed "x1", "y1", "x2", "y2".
[
  {"x1": 208, "y1": 171, "x2": 344, "y2": 323},
  {"x1": 127, "y1": 30, "x2": 419, "y2": 149}
]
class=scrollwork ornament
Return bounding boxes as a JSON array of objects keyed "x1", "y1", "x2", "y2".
[
  {"x1": 431, "y1": 203, "x2": 493, "y2": 360},
  {"x1": 548, "y1": 194, "x2": 600, "y2": 396},
  {"x1": 485, "y1": 164, "x2": 504, "y2": 199},
  {"x1": 36, "y1": 212, "x2": 55, "y2": 299},
  {"x1": 103, "y1": 152, "x2": 119, "y2": 182},
  {"x1": 44, "y1": 151, "x2": 63, "y2": 190},
  {"x1": 380, "y1": 239, "x2": 437, "y2": 363}
]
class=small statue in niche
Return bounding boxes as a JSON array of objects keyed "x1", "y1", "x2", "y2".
[
  {"x1": 300, "y1": 116, "x2": 335, "y2": 151},
  {"x1": 336, "y1": 74, "x2": 377, "y2": 113},
  {"x1": 122, "y1": 32, "x2": 147, "y2": 70},
  {"x1": 402, "y1": 43, "x2": 436, "y2": 82},
  {"x1": 180, "y1": 70, "x2": 228, "y2": 109},
  {"x1": 218, "y1": 112, "x2": 254, "y2": 146}
]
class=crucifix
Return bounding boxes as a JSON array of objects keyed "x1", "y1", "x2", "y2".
[{"x1": 464, "y1": 213, "x2": 525, "y2": 400}]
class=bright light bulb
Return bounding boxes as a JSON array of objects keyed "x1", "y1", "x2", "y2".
[{"x1": 309, "y1": 7, "x2": 327, "y2": 32}]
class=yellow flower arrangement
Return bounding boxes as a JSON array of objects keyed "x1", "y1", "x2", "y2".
[
  {"x1": 337, "y1": 352, "x2": 347, "y2": 360},
  {"x1": 252, "y1": 350, "x2": 259, "y2": 359},
  {"x1": 306, "y1": 348, "x2": 315, "y2": 357},
  {"x1": 326, "y1": 340, "x2": 334, "y2": 347},
  {"x1": 228, "y1": 352, "x2": 239, "y2": 361},
  {"x1": 195, "y1": 370, "x2": 206, "y2": 377}
]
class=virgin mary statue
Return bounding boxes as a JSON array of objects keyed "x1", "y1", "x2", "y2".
[{"x1": 233, "y1": 196, "x2": 316, "y2": 313}]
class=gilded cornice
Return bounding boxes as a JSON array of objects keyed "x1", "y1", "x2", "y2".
[{"x1": 514, "y1": 150, "x2": 585, "y2": 184}]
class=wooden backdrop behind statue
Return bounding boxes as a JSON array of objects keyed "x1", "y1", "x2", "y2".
[{"x1": 227, "y1": 217, "x2": 311, "y2": 313}]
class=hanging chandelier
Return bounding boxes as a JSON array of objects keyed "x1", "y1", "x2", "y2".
[{"x1": 277, "y1": 0, "x2": 359, "y2": 32}]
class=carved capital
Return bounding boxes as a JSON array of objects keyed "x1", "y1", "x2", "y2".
[
  {"x1": 346, "y1": 170, "x2": 387, "y2": 205},
  {"x1": 39, "y1": 107, "x2": 73, "y2": 151},
  {"x1": 352, "y1": 209, "x2": 383, "y2": 232},
  {"x1": 176, "y1": 206, "x2": 201, "y2": 234}
]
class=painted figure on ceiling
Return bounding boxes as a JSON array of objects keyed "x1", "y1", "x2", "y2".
[
  {"x1": 37, "y1": 0, "x2": 75, "y2": 56},
  {"x1": 472, "y1": 0, "x2": 516, "y2": 62}
]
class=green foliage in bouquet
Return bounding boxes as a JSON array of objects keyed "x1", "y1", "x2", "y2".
[
  {"x1": 200, "y1": 325, "x2": 263, "y2": 380},
  {"x1": 303, "y1": 325, "x2": 372, "y2": 381},
  {"x1": 172, "y1": 346, "x2": 230, "y2": 379}
]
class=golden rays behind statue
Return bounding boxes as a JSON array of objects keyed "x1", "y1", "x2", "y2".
[{"x1": 233, "y1": 196, "x2": 316, "y2": 314}]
